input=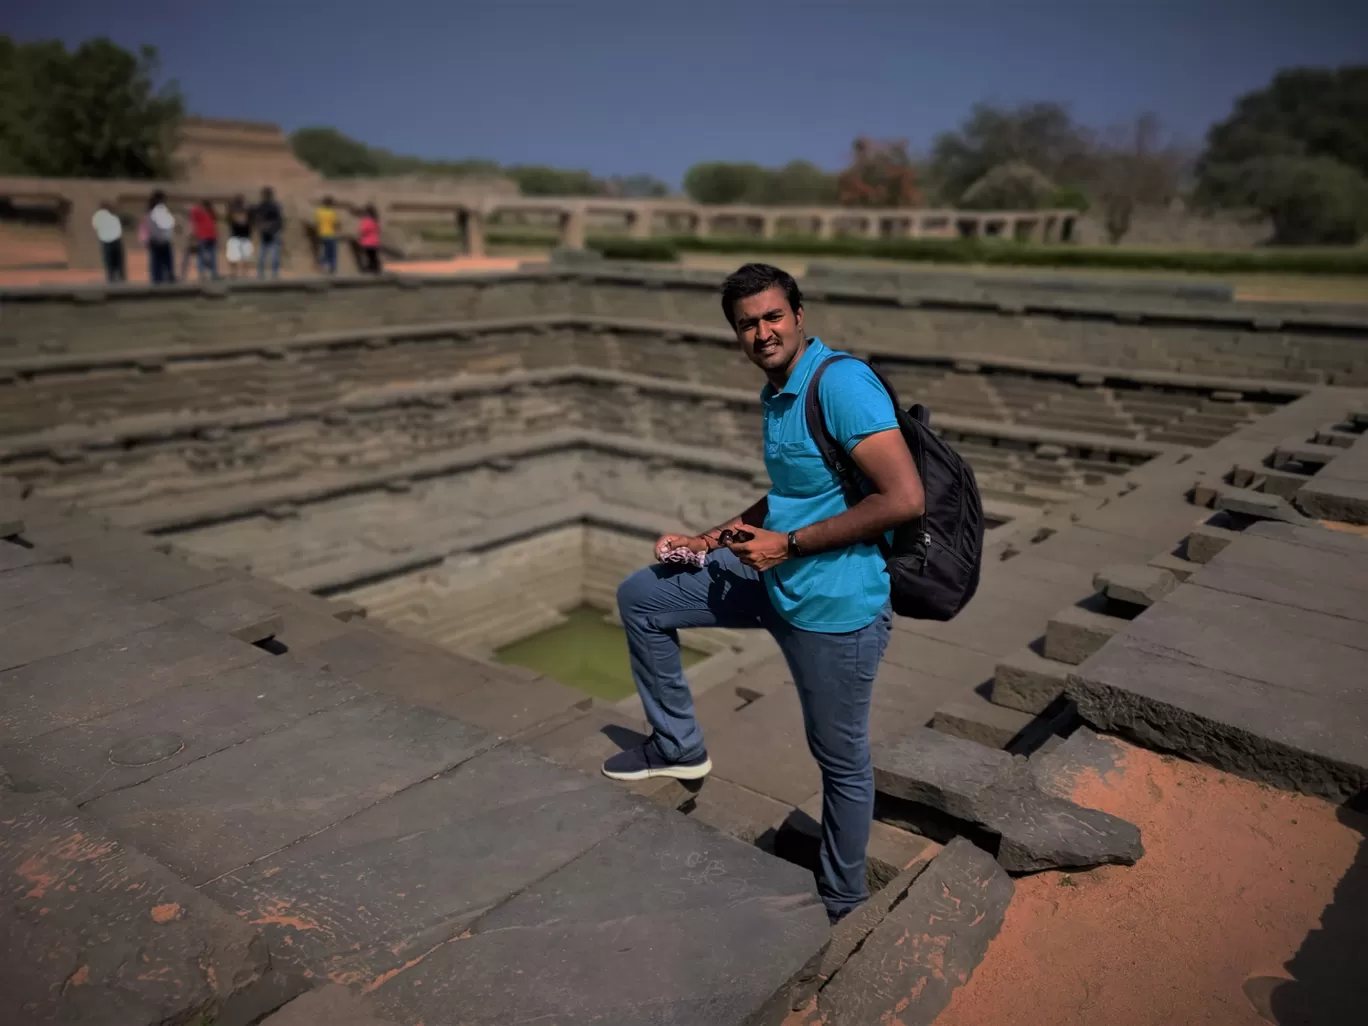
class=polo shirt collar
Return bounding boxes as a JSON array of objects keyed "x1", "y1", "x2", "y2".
[{"x1": 761, "y1": 337, "x2": 828, "y2": 402}]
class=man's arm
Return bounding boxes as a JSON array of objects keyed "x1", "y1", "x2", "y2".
[
  {"x1": 791, "y1": 428, "x2": 923, "y2": 555},
  {"x1": 729, "y1": 430, "x2": 923, "y2": 571},
  {"x1": 657, "y1": 495, "x2": 768, "y2": 558}
]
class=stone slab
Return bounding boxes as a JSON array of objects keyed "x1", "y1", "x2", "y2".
[
  {"x1": 1093, "y1": 563, "x2": 1177, "y2": 607},
  {"x1": 208, "y1": 746, "x2": 648, "y2": 990},
  {"x1": 2, "y1": 656, "x2": 360, "y2": 802},
  {"x1": 1214, "y1": 486, "x2": 1310, "y2": 523},
  {"x1": 1246, "y1": 518, "x2": 1368, "y2": 555},
  {"x1": 992, "y1": 647, "x2": 1072, "y2": 714},
  {"x1": 0, "y1": 578, "x2": 178, "y2": 672},
  {"x1": 161, "y1": 579, "x2": 284, "y2": 642},
  {"x1": 367, "y1": 806, "x2": 829, "y2": 1026},
  {"x1": 881, "y1": 630, "x2": 999, "y2": 686},
  {"x1": 54, "y1": 534, "x2": 228, "y2": 601},
  {"x1": 0, "y1": 539, "x2": 68, "y2": 572},
  {"x1": 786, "y1": 794, "x2": 937, "y2": 891},
  {"x1": 932, "y1": 699, "x2": 1035, "y2": 749},
  {"x1": 1030, "y1": 726, "x2": 1126, "y2": 800},
  {"x1": 0, "y1": 559, "x2": 121, "y2": 614},
  {"x1": 874, "y1": 727, "x2": 1143, "y2": 872},
  {"x1": 687, "y1": 776, "x2": 791, "y2": 846},
  {"x1": 1191, "y1": 532, "x2": 1368, "y2": 623},
  {"x1": 812, "y1": 838, "x2": 1012, "y2": 1026},
  {"x1": 1044, "y1": 604, "x2": 1129, "y2": 665},
  {"x1": 706, "y1": 686, "x2": 822, "y2": 806},
  {"x1": 1297, "y1": 474, "x2": 1368, "y2": 524},
  {"x1": 0, "y1": 789, "x2": 268, "y2": 1026},
  {"x1": 85, "y1": 696, "x2": 491, "y2": 884},
  {"x1": 1147, "y1": 550, "x2": 1200, "y2": 582},
  {"x1": 1185, "y1": 523, "x2": 1241, "y2": 563},
  {"x1": 1069, "y1": 633, "x2": 1368, "y2": 803},
  {"x1": 259, "y1": 986, "x2": 399, "y2": 1026},
  {"x1": 0, "y1": 620, "x2": 264, "y2": 743}
]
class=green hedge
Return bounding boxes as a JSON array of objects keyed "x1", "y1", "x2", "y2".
[
  {"x1": 667, "y1": 235, "x2": 1368, "y2": 275},
  {"x1": 485, "y1": 228, "x2": 1368, "y2": 276}
]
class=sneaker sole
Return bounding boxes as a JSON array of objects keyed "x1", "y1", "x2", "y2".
[{"x1": 602, "y1": 757, "x2": 713, "y2": 782}]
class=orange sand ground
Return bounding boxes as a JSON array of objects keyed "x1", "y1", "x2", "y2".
[{"x1": 938, "y1": 739, "x2": 1366, "y2": 1026}]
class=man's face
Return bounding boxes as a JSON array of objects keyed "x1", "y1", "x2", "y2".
[{"x1": 731, "y1": 285, "x2": 805, "y2": 376}]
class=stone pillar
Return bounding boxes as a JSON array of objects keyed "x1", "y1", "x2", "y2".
[
  {"x1": 814, "y1": 215, "x2": 831, "y2": 239},
  {"x1": 630, "y1": 210, "x2": 652, "y2": 238},
  {"x1": 867, "y1": 218, "x2": 881, "y2": 239},
  {"x1": 759, "y1": 215, "x2": 776, "y2": 239},
  {"x1": 694, "y1": 213, "x2": 711, "y2": 239},
  {"x1": 560, "y1": 207, "x2": 587, "y2": 250},
  {"x1": 1041, "y1": 216, "x2": 1056, "y2": 243},
  {"x1": 907, "y1": 215, "x2": 922, "y2": 239},
  {"x1": 460, "y1": 208, "x2": 486, "y2": 258},
  {"x1": 62, "y1": 186, "x2": 103, "y2": 272}
]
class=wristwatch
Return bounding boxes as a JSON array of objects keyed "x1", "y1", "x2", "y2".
[{"x1": 787, "y1": 531, "x2": 804, "y2": 558}]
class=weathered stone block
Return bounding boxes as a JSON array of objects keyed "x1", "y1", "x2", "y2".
[
  {"x1": 1093, "y1": 563, "x2": 1177, "y2": 607},
  {"x1": 875, "y1": 727, "x2": 1143, "y2": 873},
  {"x1": 932, "y1": 699, "x2": 1035, "y2": 749},
  {"x1": 992, "y1": 647, "x2": 1072, "y2": 714},
  {"x1": 1185, "y1": 523, "x2": 1241, "y2": 563},
  {"x1": 1147, "y1": 550, "x2": 1200, "y2": 582},
  {"x1": 812, "y1": 838, "x2": 1012, "y2": 1026},
  {"x1": 161, "y1": 580, "x2": 283, "y2": 643},
  {"x1": 1215, "y1": 486, "x2": 1310, "y2": 524}
]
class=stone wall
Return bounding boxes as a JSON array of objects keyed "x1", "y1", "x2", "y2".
[
  {"x1": 1074, "y1": 205, "x2": 1272, "y2": 250},
  {"x1": 4, "y1": 268, "x2": 1363, "y2": 385}
]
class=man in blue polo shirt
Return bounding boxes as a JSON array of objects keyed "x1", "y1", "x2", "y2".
[{"x1": 604, "y1": 262, "x2": 925, "y2": 923}]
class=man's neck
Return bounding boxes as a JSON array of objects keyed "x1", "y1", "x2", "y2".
[{"x1": 765, "y1": 336, "x2": 809, "y2": 393}]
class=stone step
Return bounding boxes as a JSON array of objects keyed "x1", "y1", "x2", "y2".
[
  {"x1": 774, "y1": 796, "x2": 937, "y2": 894},
  {"x1": 932, "y1": 699, "x2": 1036, "y2": 749},
  {"x1": 1093, "y1": 563, "x2": 1178, "y2": 608},
  {"x1": 1214, "y1": 486, "x2": 1311, "y2": 525},
  {"x1": 1147, "y1": 550, "x2": 1200, "y2": 583},
  {"x1": 1185, "y1": 521, "x2": 1243, "y2": 563},
  {"x1": 1045, "y1": 603, "x2": 1130, "y2": 665},
  {"x1": 992, "y1": 647, "x2": 1073, "y2": 714}
]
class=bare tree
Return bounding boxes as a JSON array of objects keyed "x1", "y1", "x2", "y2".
[{"x1": 1092, "y1": 114, "x2": 1191, "y2": 243}]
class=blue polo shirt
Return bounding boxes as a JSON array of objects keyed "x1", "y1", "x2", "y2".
[{"x1": 761, "y1": 338, "x2": 898, "y2": 633}]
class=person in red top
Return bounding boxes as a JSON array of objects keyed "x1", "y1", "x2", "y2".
[
  {"x1": 188, "y1": 200, "x2": 220, "y2": 280},
  {"x1": 358, "y1": 205, "x2": 382, "y2": 274}
]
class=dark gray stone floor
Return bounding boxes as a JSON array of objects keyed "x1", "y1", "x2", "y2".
[{"x1": 0, "y1": 529, "x2": 831, "y2": 1025}]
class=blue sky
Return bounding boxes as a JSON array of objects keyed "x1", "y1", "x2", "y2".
[{"x1": 8, "y1": 0, "x2": 1368, "y2": 186}]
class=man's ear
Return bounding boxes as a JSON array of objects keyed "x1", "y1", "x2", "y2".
[{"x1": 794, "y1": 304, "x2": 804, "y2": 331}]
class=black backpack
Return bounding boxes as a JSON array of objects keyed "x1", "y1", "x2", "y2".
[{"x1": 805, "y1": 354, "x2": 984, "y2": 621}]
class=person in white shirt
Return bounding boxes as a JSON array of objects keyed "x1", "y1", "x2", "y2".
[
  {"x1": 91, "y1": 201, "x2": 125, "y2": 284},
  {"x1": 139, "y1": 191, "x2": 177, "y2": 285}
]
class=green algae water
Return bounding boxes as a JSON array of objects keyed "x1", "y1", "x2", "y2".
[{"x1": 495, "y1": 605, "x2": 708, "y2": 702}]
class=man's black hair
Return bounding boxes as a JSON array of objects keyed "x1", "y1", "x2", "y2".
[{"x1": 720, "y1": 262, "x2": 802, "y2": 327}]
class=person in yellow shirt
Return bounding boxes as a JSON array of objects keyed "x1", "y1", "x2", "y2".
[{"x1": 315, "y1": 196, "x2": 339, "y2": 274}]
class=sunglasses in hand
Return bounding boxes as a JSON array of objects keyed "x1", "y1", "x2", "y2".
[{"x1": 713, "y1": 528, "x2": 754, "y2": 548}]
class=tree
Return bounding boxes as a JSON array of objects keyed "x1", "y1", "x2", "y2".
[
  {"x1": 1091, "y1": 113, "x2": 1189, "y2": 243},
  {"x1": 605, "y1": 173, "x2": 670, "y2": 198},
  {"x1": 1204, "y1": 155, "x2": 1368, "y2": 245},
  {"x1": 682, "y1": 161, "x2": 767, "y2": 204},
  {"x1": 1195, "y1": 65, "x2": 1368, "y2": 243},
  {"x1": 930, "y1": 102, "x2": 1095, "y2": 205},
  {"x1": 0, "y1": 36, "x2": 183, "y2": 178},
  {"x1": 958, "y1": 161, "x2": 1056, "y2": 211},
  {"x1": 291, "y1": 126, "x2": 383, "y2": 177},
  {"x1": 505, "y1": 165, "x2": 603, "y2": 196},
  {"x1": 836, "y1": 138, "x2": 920, "y2": 208}
]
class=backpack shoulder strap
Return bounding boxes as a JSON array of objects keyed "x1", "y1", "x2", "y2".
[
  {"x1": 804, "y1": 354, "x2": 863, "y2": 507},
  {"x1": 804, "y1": 353, "x2": 895, "y2": 558}
]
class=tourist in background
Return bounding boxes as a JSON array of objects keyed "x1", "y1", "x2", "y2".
[
  {"x1": 314, "y1": 195, "x2": 339, "y2": 274},
  {"x1": 254, "y1": 187, "x2": 284, "y2": 279},
  {"x1": 92, "y1": 200, "x2": 125, "y2": 284},
  {"x1": 139, "y1": 191, "x2": 176, "y2": 284},
  {"x1": 226, "y1": 195, "x2": 254, "y2": 278},
  {"x1": 359, "y1": 204, "x2": 382, "y2": 273},
  {"x1": 189, "y1": 199, "x2": 220, "y2": 280}
]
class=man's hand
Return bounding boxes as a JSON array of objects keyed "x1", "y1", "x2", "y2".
[
  {"x1": 654, "y1": 534, "x2": 709, "y2": 561},
  {"x1": 728, "y1": 527, "x2": 789, "y2": 571}
]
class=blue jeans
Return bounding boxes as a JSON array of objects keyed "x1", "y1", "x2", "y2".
[
  {"x1": 258, "y1": 236, "x2": 282, "y2": 278},
  {"x1": 617, "y1": 547, "x2": 891, "y2": 917},
  {"x1": 148, "y1": 241, "x2": 175, "y2": 284},
  {"x1": 197, "y1": 240, "x2": 218, "y2": 279},
  {"x1": 319, "y1": 237, "x2": 337, "y2": 274}
]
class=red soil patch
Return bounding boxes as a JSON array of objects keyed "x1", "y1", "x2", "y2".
[{"x1": 938, "y1": 739, "x2": 1365, "y2": 1026}]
